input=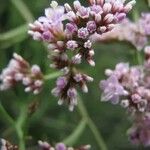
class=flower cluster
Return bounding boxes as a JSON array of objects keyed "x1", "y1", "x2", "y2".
[
  {"x1": 0, "y1": 139, "x2": 18, "y2": 150},
  {"x1": 38, "y1": 141, "x2": 91, "y2": 150},
  {"x1": 139, "y1": 13, "x2": 150, "y2": 36},
  {"x1": 98, "y1": 12, "x2": 150, "y2": 51},
  {"x1": 28, "y1": 0, "x2": 135, "y2": 110},
  {"x1": 0, "y1": 139, "x2": 90, "y2": 150},
  {"x1": 100, "y1": 46, "x2": 150, "y2": 146},
  {"x1": 0, "y1": 53, "x2": 43, "y2": 95},
  {"x1": 127, "y1": 114, "x2": 150, "y2": 147}
]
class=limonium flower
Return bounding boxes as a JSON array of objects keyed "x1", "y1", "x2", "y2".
[
  {"x1": 100, "y1": 46, "x2": 150, "y2": 146},
  {"x1": 0, "y1": 53, "x2": 43, "y2": 94},
  {"x1": 127, "y1": 114, "x2": 150, "y2": 147},
  {"x1": 28, "y1": 0, "x2": 135, "y2": 110},
  {"x1": 139, "y1": 13, "x2": 150, "y2": 36},
  {"x1": 0, "y1": 139, "x2": 18, "y2": 150},
  {"x1": 38, "y1": 141, "x2": 91, "y2": 150},
  {"x1": 98, "y1": 12, "x2": 150, "y2": 51}
]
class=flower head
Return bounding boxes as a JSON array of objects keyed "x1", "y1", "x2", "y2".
[
  {"x1": 38, "y1": 141, "x2": 91, "y2": 150},
  {"x1": 28, "y1": 0, "x2": 135, "y2": 110},
  {"x1": 0, "y1": 53, "x2": 43, "y2": 94}
]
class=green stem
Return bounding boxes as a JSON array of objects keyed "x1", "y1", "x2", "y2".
[
  {"x1": 0, "y1": 103, "x2": 15, "y2": 125},
  {"x1": 63, "y1": 119, "x2": 87, "y2": 145},
  {"x1": 44, "y1": 71, "x2": 62, "y2": 81},
  {"x1": 10, "y1": 0, "x2": 34, "y2": 22},
  {"x1": 78, "y1": 96, "x2": 107, "y2": 150},
  {"x1": 135, "y1": 51, "x2": 143, "y2": 65},
  {"x1": 148, "y1": 0, "x2": 150, "y2": 7},
  {"x1": 10, "y1": 0, "x2": 49, "y2": 51},
  {"x1": 132, "y1": 9, "x2": 139, "y2": 22},
  {"x1": 0, "y1": 25, "x2": 28, "y2": 49},
  {"x1": 15, "y1": 106, "x2": 27, "y2": 150},
  {"x1": 0, "y1": 24, "x2": 27, "y2": 41}
]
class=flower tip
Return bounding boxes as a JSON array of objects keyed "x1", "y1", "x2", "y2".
[
  {"x1": 69, "y1": 105, "x2": 74, "y2": 111},
  {"x1": 84, "y1": 145, "x2": 91, "y2": 149},
  {"x1": 58, "y1": 99, "x2": 64, "y2": 105},
  {"x1": 82, "y1": 84, "x2": 88, "y2": 93},
  {"x1": 88, "y1": 60, "x2": 95, "y2": 67},
  {"x1": 130, "y1": 0, "x2": 136, "y2": 5},
  {"x1": 50, "y1": 1, "x2": 58, "y2": 8}
]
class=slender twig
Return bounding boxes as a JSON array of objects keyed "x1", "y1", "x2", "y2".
[
  {"x1": 63, "y1": 119, "x2": 87, "y2": 146},
  {"x1": 135, "y1": 51, "x2": 143, "y2": 65},
  {"x1": 0, "y1": 24, "x2": 27, "y2": 41},
  {"x1": 132, "y1": 9, "x2": 143, "y2": 65},
  {"x1": 148, "y1": 0, "x2": 150, "y2": 7},
  {"x1": 0, "y1": 103, "x2": 15, "y2": 125},
  {"x1": 10, "y1": 0, "x2": 34, "y2": 22},
  {"x1": 15, "y1": 106, "x2": 27, "y2": 150},
  {"x1": 0, "y1": 25, "x2": 28, "y2": 49},
  {"x1": 78, "y1": 95, "x2": 108, "y2": 150},
  {"x1": 44, "y1": 71, "x2": 62, "y2": 81},
  {"x1": 10, "y1": 0, "x2": 48, "y2": 50}
]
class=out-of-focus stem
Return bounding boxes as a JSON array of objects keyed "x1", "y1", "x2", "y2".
[
  {"x1": 132, "y1": 9, "x2": 143, "y2": 65},
  {"x1": 0, "y1": 25, "x2": 27, "y2": 41},
  {"x1": 10, "y1": 0, "x2": 34, "y2": 22},
  {"x1": 135, "y1": 51, "x2": 143, "y2": 65},
  {"x1": 10, "y1": 0, "x2": 48, "y2": 50},
  {"x1": 15, "y1": 106, "x2": 27, "y2": 150},
  {"x1": 148, "y1": 0, "x2": 150, "y2": 7},
  {"x1": 0, "y1": 103, "x2": 15, "y2": 125},
  {"x1": 44, "y1": 71, "x2": 62, "y2": 81},
  {"x1": 0, "y1": 25, "x2": 28, "y2": 49},
  {"x1": 63, "y1": 119, "x2": 87, "y2": 145},
  {"x1": 78, "y1": 95, "x2": 108, "y2": 150}
]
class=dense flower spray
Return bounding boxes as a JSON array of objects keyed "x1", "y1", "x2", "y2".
[
  {"x1": 0, "y1": 139, "x2": 18, "y2": 150},
  {"x1": 38, "y1": 141, "x2": 91, "y2": 150},
  {"x1": 28, "y1": 0, "x2": 135, "y2": 111},
  {"x1": 0, "y1": 139, "x2": 90, "y2": 150},
  {"x1": 0, "y1": 53, "x2": 43, "y2": 94},
  {"x1": 98, "y1": 13, "x2": 150, "y2": 50},
  {"x1": 100, "y1": 46, "x2": 150, "y2": 146}
]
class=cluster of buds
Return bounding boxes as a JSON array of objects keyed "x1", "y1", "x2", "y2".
[
  {"x1": 0, "y1": 53, "x2": 43, "y2": 95},
  {"x1": 127, "y1": 114, "x2": 150, "y2": 147},
  {"x1": 38, "y1": 141, "x2": 91, "y2": 150},
  {"x1": 0, "y1": 139, "x2": 18, "y2": 150},
  {"x1": 52, "y1": 72, "x2": 93, "y2": 111},
  {"x1": 100, "y1": 46, "x2": 150, "y2": 146},
  {"x1": 139, "y1": 13, "x2": 150, "y2": 36},
  {"x1": 98, "y1": 13, "x2": 150, "y2": 51},
  {"x1": 28, "y1": 0, "x2": 135, "y2": 110}
]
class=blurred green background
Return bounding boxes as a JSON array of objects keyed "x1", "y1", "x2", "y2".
[{"x1": 0, "y1": 0, "x2": 150, "y2": 149}]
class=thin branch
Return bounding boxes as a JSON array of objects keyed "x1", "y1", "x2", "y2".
[
  {"x1": 148, "y1": 0, "x2": 150, "y2": 7},
  {"x1": 78, "y1": 95, "x2": 108, "y2": 150},
  {"x1": 63, "y1": 119, "x2": 87, "y2": 146},
  {"x1": 10, "y1": 0, "x2": 49, "y2": 51},
  {"x1": 10, "y1": 0, "x2": 34, "y2": 22},
  {"x1": 0, "y1": 25, "x2": 28, "y2": 49},
  {"x1": 135, "y1": 51, "x2": 143, "y2": 65},
  {"x1": 0, "y1": 24, "x2": 27, "y2": 41},
  {"x1": 0, "y1": 103, "x2": 15, "y2": 125},
  {"x1": 44, "y1": 71, "x2": 62, "y2": 81},
  {"x1": 15, "y1": 106, "x2": 27, "y2": 150}
]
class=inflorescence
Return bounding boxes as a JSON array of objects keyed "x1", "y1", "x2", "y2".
[
  {"x1": 0, "y1": 53, "x2": 43, "y2": 95},
  {"x1": 39, "y1": 141, "x2": 91, "y2": 150},
  {"x1": 28, "y1": 0, "x2": 135, "y2": 111},
  {"x1": 0, "y1": 139, "x2": 18, "y2": 150},
  {"x1": 0, "y1": 139, "x2": 91, "y2": 150},
  {"x1": 4, "y1": 0, "x2": 150, "y2": 148},
  {"x1": 98, "y1": 13, "x2": 150, "y2": 50},
  {"x1": 100, "y1": 46, "x2": 150, "y2": 146}
]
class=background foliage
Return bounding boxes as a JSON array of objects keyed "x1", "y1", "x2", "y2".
[{"x1": 0, "y1": 0, "x2": 150, "y2": 149}]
